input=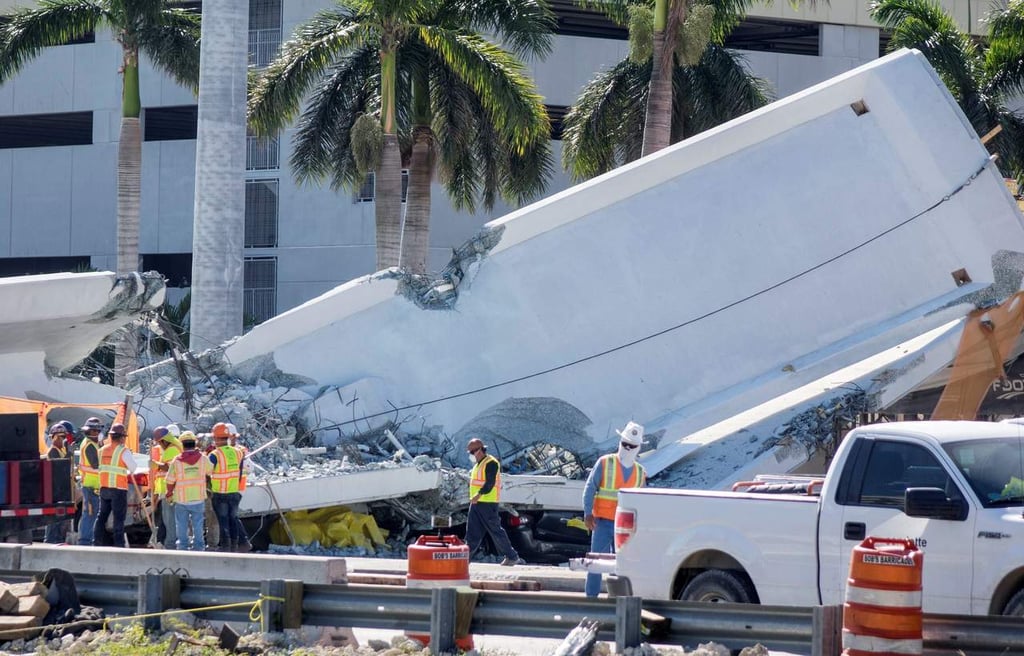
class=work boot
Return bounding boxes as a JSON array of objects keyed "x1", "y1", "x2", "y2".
[
  {"x1": 500, "y1": 557, "x2": 518, "y2": 566},
  {"x1": 235, "y1": 541, "x2": 252, "y2": 553}
]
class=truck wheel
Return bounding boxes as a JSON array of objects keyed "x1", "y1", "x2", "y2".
[
  {"x1": 1002, "y1": 588, "x2": 1024, "y2": 616},
  {"x1": 679, "y1": 570, "x2": 756, "y2": 604}
]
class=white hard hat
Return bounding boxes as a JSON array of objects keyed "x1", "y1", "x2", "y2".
[
  {"x1": 165, "y1": 424, "x2": 181, "y2": 437},
  {"x1": 615, "y1": 421, "x2": 644, "y2": 446}
]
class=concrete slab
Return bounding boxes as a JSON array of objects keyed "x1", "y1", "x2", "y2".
[
  {"x1": 0, "y1": 544, "x2": 22, "y2": 571},
  {"x1": 240, "y1": 465, "x2": 443, "y2": 515},
  {"x1": 18, "y1": 545, "x2": 347, "y2": 584}
]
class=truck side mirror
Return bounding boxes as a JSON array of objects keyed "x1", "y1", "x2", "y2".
[{"x1": 904, "y1": 487, "x2": 967, "y2": 521}]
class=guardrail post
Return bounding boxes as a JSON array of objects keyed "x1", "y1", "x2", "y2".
[
  {"x1": 260, "y1": 579, "x2": 303, "y2": 633},
  {"x1": 429, "y1": 587, "x2": 457, "y2": 654},
  {"x1": 136, "y1": 573, "x2": 180, "y2": 632},
  {"x1": 615, "y1": 595, "x2": 642, "y2": 651},
  {"x1": 812, "y1": 604, "x2": 842, "y2": 656}
]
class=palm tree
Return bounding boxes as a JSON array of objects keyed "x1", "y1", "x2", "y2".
[
  {"x1": 189, "y1": 0, "x2": 248, "y2": 350},
  {"x1": 562, "y1": 3, "x2": 770, "y2": 180},
  {"x1": 577, "y1": 0, "x2": 753, "y2": 158},
  {"x1": 871, "y1": 0, "x2": 1024, "y2": 179},
  {"x1": 248, "y1": 0, "x2": 554, "y2": 274},
  {"x1": 0, "y1": 0, "x2": 200, "y2": 382}
]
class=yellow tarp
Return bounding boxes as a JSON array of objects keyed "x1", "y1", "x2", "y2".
[
  {"x1": 0, "y1": 396, "x2": 139, "y2": 454},
  {"x1": 269, "y1": 505, "x2": 389, "y2": 552}
]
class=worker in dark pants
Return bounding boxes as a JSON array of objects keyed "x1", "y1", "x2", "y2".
[
  {"x1": 465, "y1": 438, "x2": 521, "y2": 566},
  {"x1": 43, "y1": 423, "x2": 71, "y2": 544},
  {"x1": 95, "y1": 424, "x2": 136, "y2": 548}
]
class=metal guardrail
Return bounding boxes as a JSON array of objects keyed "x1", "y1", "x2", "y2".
[{"x1": 3, "y1": 569, "x2": 1022, "y2": 656}]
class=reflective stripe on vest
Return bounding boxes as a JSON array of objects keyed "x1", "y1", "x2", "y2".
[
  {"x1": 210, "y1": 445, "x2": 241, "y2": 493},
  {"x1": 592, "y1": 454, "x2": 645, "y2": 520},
  {"x1": 237, "y1": 444, "x2": 248, "y2": 491},
  {"x1": 80, "y1": 440, "x2": 100, "y2": 490},
  {"x1": 154, "y1": 444, "x2": 181, "y2": 495},
  {"x1": 99, "y1": 444, "x2": 129, "y2": 491},
  {"x1": 469, "y1": 454, "x2": 501, "y2": 503},
  {"x1": 170, "y1": 457, "x2": 208, "y2": 504}
]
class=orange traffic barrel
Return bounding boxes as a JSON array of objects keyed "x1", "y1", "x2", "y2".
[
  {"x1": 406, "y1": 534, "x2": 473, "y2": 649},
  {"x1": 842, "y1": 537, "x2": 923, "y2": 656}
]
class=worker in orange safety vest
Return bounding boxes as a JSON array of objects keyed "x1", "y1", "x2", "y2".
[
  {"x1": 582, "y1": 420, "x2": 647, "y2": 597},
  {"x1": 165, "y1": 432, "x2": 212, "y2": 551},
  {"x1": 151, "y1": 426, "x2": 183, "y2": 550},
  {"x1": 96, "y1": 424, "x2": 137, "y2": 548}
]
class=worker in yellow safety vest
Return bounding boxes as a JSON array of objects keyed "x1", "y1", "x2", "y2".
[
  {"x1": 226, "y1": 423, "x2": 253, "y2": 552},
  {"x1": 96, "y1": 423, "x2": 137, "y2": 548},
  {"x1": 165, "y1": 433, "x2": 212, "y2": 551},
  {"x1": 208, "y1": 423, "x2": 246, "y2": 552},
  {"x1": 582, "y1": 420, "x2": 646, "y2": 597},
  {"x1": 77, "y1": 417, "x2": 104, "y2": 546},
  {"x1": 465, "y1": 438, "x2": 521, "y2": 566},
  {"x1": 151, "y1": 426, "x2": 183, "y2": 550},
  {"x1": 42, "y1": 423, "x2": 71, "y2": 544}
]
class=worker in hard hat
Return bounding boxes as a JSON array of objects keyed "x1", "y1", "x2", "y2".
[
  {"x1": 582, "y1": 420, "x2": 647, "y2": 597},
  {"x1": 77, "y1": 417, "x2": 104, "y2": 546},
  {"x1": 165, "y1": 432, "x2": 211, "y2": 551},
  {"x1": 96, "y1": 423, "x2": 136, "y2": 548},
  {"x1": 226, "y1": 423, "x2": 253, "y2": 552},
  {"x1": 466, "y1": 438, "x2": 522, "y2": 566},
  {"x1": 42, "y1": 423, "x2": 71, "y2": 544},
  {"x1": 208, "y1": 423, "x2": 245, "y2": 552},
  {"x1": 151, "y1": 426, "x2": 183, "y2": 550}
]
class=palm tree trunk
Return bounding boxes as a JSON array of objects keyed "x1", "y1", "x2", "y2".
[
  {"x1": 401, "y1": 68, "x2": 433, "y2": 274},
  {"x1": 114, "y1": 47, "x2": 142, "y2": 387},
  {"x1": 190, "y1": 0, "x2": 248, "y2": 350},
  {"x1": 375, "y1": 47, "x2": 402, "y2": 270},
  {"x1": 642, "y1": 0, "x2": 674, "y2": 156}
]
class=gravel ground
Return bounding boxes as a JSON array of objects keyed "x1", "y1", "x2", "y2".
[{"x1": 0, "y1": 621, "x2": 776, "y2": 656}]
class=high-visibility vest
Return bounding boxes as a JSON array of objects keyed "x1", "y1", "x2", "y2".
[
  {"x1": 236, "y1": 444, "x2": 249, "y2": 491},
  {"x1": 210, "y1": 445, "x2": 241, "y2": 493},
  {"x1": 99, "y1": 443, "x2": 129, "y2": 491},
  {"x1": 469, "y1": 454, "x2": 502, "y2": 503},
  {"x1": 79, "y1": 439, "x2": 101, "y2": 490},
  {"x1": 45, "y1": 445, "x2": 66, "y2": 460},
  {"x1": 169, "y1": 456, "x2": 209, "y2": 504},
  {"x1": 153, "y1": 443, "x2": 181, "y2": 495},
  {"x1": 592, "y1": 454, "x2": 645, "y2": 520}
]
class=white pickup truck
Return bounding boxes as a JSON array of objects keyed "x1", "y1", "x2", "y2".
[{"x1": 604, "y1": 420, "x2": 1024, "y2": 616}]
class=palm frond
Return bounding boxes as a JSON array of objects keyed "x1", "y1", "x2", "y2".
[
  {"x1": 573, "y1": 0, "x2": 637, "y2": 26},
  {"x1": 136, "y1": 8, "x2": 202, "y2": 92},
  {"x1": 248, "y1": 9, "x2": 373, "y2": 134},
  {"x1": 430, "y1": 59, "x2": 481, "y2": 211},
  {"x1": 676, "y1": 44, "x2": 770, "y2": 137},
  {"x1": 985, "y1": 2, "x2": 1024, "y2": 98},
  {"x1": 289, "y1": 45, "x2": 378, "y2": 191},
  {"x1": 0, "y1": 0, "x2": 105, "y2": 84},
  {"x1": 561, "y1": 59, "x2": 650, "y2": 180},
  {"x1": 417, "y1": 25, "x2": 548, "y2": 152},
  {"x1": 441, "y1": 0, "x2": 555, "y2": 58}
]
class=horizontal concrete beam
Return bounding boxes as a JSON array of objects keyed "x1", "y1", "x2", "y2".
[
  {"x1": 0, "y1": 544, "x2": 21, "y2": 571},
  {"x1": 18, "y1": 545, "x2": 347, "y2": 584}
]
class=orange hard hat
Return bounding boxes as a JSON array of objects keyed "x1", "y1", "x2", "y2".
[{"x1": 211, "y1": 422, "x2": 231, "y2": 439}]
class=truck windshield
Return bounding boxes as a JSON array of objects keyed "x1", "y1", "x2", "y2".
[{"x1": 943, "y1": 437, "x2": 1024, "y2": 508}]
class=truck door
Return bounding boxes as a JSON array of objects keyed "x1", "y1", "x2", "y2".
[{"x1": 819, "y1": 438, "x2": 972, "y2": 613}]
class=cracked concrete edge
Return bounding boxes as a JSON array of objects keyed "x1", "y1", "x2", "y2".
[
  {"x1": 86, "y1": 271, "x2": 166, "y2": 323},
  {"x1": 392, "y1": 224, "x2": 505, "y2": 310}
]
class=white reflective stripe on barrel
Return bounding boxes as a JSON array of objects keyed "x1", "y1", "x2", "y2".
[
  {"x1": 845, "y1": 585, "x2": 923, "y2": 608},
  {"x1": 842, "y1": 630, "x2": 922, "y2": 654}
]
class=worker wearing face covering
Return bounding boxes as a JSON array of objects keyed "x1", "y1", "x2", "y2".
[{"x1": 582, "y1": 420, "x2": 647, "y2": 597}]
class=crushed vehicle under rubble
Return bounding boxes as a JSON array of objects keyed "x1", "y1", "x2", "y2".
[{"x1": 122, "y1": 50, "x2": 1024, "y2": 560}]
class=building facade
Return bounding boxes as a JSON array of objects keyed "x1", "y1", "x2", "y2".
[{"x1": 0, "y1": 0, "x2": 984, "y2": 329}]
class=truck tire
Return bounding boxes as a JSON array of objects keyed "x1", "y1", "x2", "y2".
[
  {"x1": 679, "y1": 569, "x2": 757, "y2": 604},
  {"x1": 1002, "y1": 588, "x2": 1024, "y2": 616}
]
